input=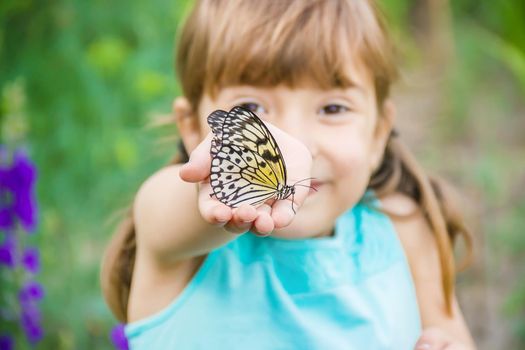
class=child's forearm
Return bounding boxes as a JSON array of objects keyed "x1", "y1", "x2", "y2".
[{"x1": 133, "y1": 164, "x2": 239, "y2": 263}]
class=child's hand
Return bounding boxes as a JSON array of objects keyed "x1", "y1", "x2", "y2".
[
  {"x1": 179, "y1": 123, "x2": 312, "y2": 236},
  {"x1": 414, "y1": 327, "x2": 476, "y2": 350}
]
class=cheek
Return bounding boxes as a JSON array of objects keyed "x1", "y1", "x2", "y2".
[
  {"x1": 329, "y1": 135, "x2": 371, "y2": 178},
  {"x1": 326, "y1": 133, "x2": 373, "y2": 206}
]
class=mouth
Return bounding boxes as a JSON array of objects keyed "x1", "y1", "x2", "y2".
[{"x1": 309, "y1": 180, "x2": 325, "y2": 194}]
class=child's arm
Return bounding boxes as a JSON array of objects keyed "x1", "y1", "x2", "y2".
[
  {"x1": 129, "y1": 162, "x2": 281, "y2": 321},
  {"x1": 382, "y1": 193, "x2": 477, "y2": 350},
  {"x1": 133, "y1": 164, "x2": 240, "y2": 263},
  {"x1": 128, "y1": 122, "x2": 311, "y2": 321},
  {"x1": 129, "y1": 165, "x2": 242, "y2": 322}
]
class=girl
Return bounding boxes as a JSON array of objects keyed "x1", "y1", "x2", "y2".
[{"x1": 101, "y1": 0, "x2": 476, "y2": 349}]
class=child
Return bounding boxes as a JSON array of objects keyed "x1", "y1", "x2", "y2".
[{"x1": 101, "y1": 0, "x2": 476, "y2": 349}]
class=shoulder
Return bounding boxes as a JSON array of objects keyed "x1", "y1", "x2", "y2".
[
  {"x1": 134, "y1": 164, "x2": 179, "y2": 246},
  {"x1": 129, "y1": 164, "x2": 206, "y2": 322},
  {"x1": 378, "y1": 192, "x2": 438, "y2": 268},
  {"x1": 133, "y1": 164, "x2": 200, "y2": 261},
  {"x1": 135, "y1": 164, "x2": 186, "y2": 203},
  {"x1": 134, "y1": 164, "x2": 194, "y2": 237},
  {"x1": 378, "y1": 192, "x2": 441, "y2": 293},
  {"x1": 379, "y1": 192, "x2": 444, "y2": 311}
]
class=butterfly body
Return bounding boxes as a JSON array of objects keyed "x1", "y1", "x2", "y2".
[
  {"x1": 207, "y1": 106, "x2": 295, "y2": 209},
  {"x1": 275, "y1": 183, "x2": 295, "y2": 200}
]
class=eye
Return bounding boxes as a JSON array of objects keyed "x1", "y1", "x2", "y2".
[
  {"x1": 319, "y1": 104, "x2": 350, "y2": 115},
  {"x1": 237, "y1": 102, "x2": 267, "y2": 115}
]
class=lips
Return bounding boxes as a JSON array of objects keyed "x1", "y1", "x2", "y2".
[{"x1": 309, "y1": 180, "x2": 324, "y2": 194}]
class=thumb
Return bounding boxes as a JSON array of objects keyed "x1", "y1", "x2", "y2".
[
  {"x1": 179, "y1": 133, "x2": 213, "y2": 183},
  {"x1": 271, "y1": 182, "x2": 310, "y2": 229}
]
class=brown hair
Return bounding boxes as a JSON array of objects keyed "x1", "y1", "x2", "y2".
[{"x1": 101, "y1": 0, "x2": 473, "y2": 322}]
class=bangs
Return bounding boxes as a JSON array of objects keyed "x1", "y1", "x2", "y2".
[{"x1": 177, "y1": 0, "x2": 397, "y2": 107}]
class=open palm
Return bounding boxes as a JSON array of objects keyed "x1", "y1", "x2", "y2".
[{"x1": 179, "y1": 121, "x2": 312, "y2": 236}]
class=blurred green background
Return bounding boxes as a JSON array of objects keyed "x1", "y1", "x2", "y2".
[{"x1": 1, "y1": 0, "x2": 524, "y2": 349}]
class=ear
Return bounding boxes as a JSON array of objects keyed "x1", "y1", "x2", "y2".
[
  {"x1": 369, "y1": 99, "x2": 396, "y2": 172},
  {"x1": 173, "y1": 97, "x2": 201, "y2": 154}
]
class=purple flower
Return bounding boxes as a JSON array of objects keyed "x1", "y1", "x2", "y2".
[
  {"x1": 21, "y1": 247, "x2": 40, "y2": 274},
  {"x1": 0, "y1": 148, "x2": 43, "y2": 346},
  {"x1": 20, "y1": 304, "x2": 43, "y2": 344},
  {"x1": 18, "y1": 280, "x2": 45, "y2": 304},
  {"x1": 0, "y1": 206, "x2": 13, "y2": 229},
  {"x1": 0, "y1": 232, "x2": 16, "y2": 268},
  {"x1": 0, "y1": 149, "x2": 38, "y2": 232},
  {"x1": 110, "y1": 324, "x2": 129, "y2": 350},
  {"x1": 0, "y1": 334, "x2": 14, "y2": 350}
]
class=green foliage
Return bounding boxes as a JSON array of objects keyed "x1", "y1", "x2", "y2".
[
  {"x1": 448, "y1": 1, "x2": 525, "y2": 345},
  {"x1": 414, "y1": 9, "x2": 525, "y2": 345},
  {"x1": 1, "y1": 1, "x2": 189, "y2": 348}
]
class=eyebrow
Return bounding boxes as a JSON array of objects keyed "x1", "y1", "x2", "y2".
[
  {"x1": 323, "y1": 83, "x2": 368, "y2": 101},
  {"x1": 339, "y1": 76, "x2": 368, "y2": 96}
]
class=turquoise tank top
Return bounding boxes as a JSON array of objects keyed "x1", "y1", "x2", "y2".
[{"x1": 125, "y1": 195, "x2": 421, "y2": 349}]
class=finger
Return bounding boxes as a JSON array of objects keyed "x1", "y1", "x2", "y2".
[
  {"x1": 266, "y1": 175, "x2": 310, "y2": 229},
  {"x1": 268, "y1": 180, "x2": 310, "y2": 229},
  {"x1": 289, "y1": 181, "x2": 310, "y2": 208},
  {"x1": 414, "y1": 328, "x2": 450, "y2": 350},
  {"x1": 199, "y1": 188, "x2": 232, "y2": 225},
  {"x1": 224, "y1": 204, "x2": 257, "y2": 234},
  {"x1": 252, "y1": 204, "x2": 274, "y2": 236},
  {"x1": 271, "y1": 200, "x2": 296, "y2": 229},
  {"x1": 234, "y1": 203, "x2": 258, "y2": 223},
  {"x1": 179, "y1": 133, "x2": 213, "y2": 183},
  {"x1": 205, "y1": 203, "x2": 232, "y2": 226},
  {"x1": 442, "y1": 344, "x2": 463, "y2": 350}
]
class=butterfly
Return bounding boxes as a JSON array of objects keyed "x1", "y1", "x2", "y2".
[{"x1": 207, "y1": 106, "x2": 312, "y2": 211}]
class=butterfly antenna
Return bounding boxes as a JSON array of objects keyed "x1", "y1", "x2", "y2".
[
  {"x1": 286, "y1": 178, "x2": 316, "y2": 214},
  {"x1": 292, "y1": 177, "x2": 316, "y2": 185},
  {"x1": 291, "y1": 177, "x2": 317, "y2": 192},
  {"x1": 291, "y1": 191, "x2": 296, "y2": 214},
  {"x1": 293, "y1": 184, "x2": 317, "y2": 192}
]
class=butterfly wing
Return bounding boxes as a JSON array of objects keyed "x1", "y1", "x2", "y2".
[
  {"x1": 207, "y1": 109, "x2": 229, "y2": 153},
  {"x1": 224, "y1": 106, "x2": 287, "y2": 185},
  {"x1": 207, "y1": 106, "x2": 288, "y2": 208}
]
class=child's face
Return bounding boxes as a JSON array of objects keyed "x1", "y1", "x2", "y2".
[{"x1": 194, "y1": 69, "x2": 394, "y2": 238}]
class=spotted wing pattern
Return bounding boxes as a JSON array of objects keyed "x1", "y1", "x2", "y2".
[{"x1": 207, "y1": 106, "x2": 288, "y2": 208}]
